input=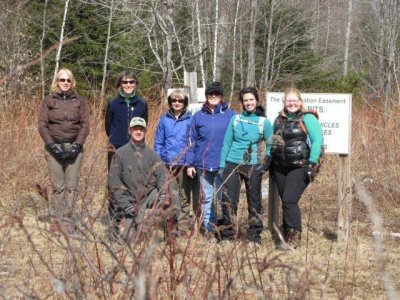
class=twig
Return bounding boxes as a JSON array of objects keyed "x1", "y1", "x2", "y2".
[{"x1": 0, "y1": 37, "x2": 78, "y2": 86}]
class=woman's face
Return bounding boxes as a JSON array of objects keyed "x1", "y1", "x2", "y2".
[
  {"x1": 57, "y1": 72, "x2": 72, "y2": 92},
  {"x1": 121, "y1": 76, "x2": 137, "y2": 95},
  {"x1": 206, "y1": 92, "x2": 222, "y2": 108},
  {"x1": 285, "y1": 92, "x2": 301, "y2": 114},
  {"x1": 170, "y1": 96, "x2": 185, "y2": 113},
  {"x1": 242, "y1": 93, "x2": 257, "y2": 112}
]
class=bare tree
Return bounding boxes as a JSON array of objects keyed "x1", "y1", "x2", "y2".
[
  {"x1": 40, "y1": 0, "x2": 49, "y2": 99},
  {"x1": 100, "y1": 0, "x2": 115, "y2": 109},
  {"x1": 246, "y1": 0, "x2": 257, "y2": 86},
  {"x1": 343, "y1": 0, "x2": 353, "y2": 76},
  {"x1": 53, "y1": 0, "x2": 70, "y2": 83}
]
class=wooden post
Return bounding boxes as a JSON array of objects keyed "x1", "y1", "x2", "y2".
[
  {"x1": 184, "y1": 71, "x2": 198, "y2": 103},
  {"x1": 336, "y1": 154, "x2": 352, "y2": 241},
  {"x1": 268, "y1": 177, "x2": 280, "y2": 240}
]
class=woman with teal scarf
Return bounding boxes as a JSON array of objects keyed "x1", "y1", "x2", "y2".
[{"x1": 105, "y1": 69, "x2": 148, "y2": 170}]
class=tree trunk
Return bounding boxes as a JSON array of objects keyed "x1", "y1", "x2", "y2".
[
  {"x1": 263, "y1": 0, "x2": 275, "y2": 91},
  {"x1": 195, "y1": 0, "x2": 206, "y2": 87},
  {"x1": 53, "y1": 0, "x2": 70, "y2": 83},
  {"x1": 246, "y1": 0, "x2": 257, "y2": 86},
  {"x1": 212, "y1": 0, "x2": 219, "y2": 81},
  {"x1": 100, "y1": 0, "x2": 114, "y2": 111},
  {"x1": 40, "y1": 0, "x2": 48, "y2": 99},
  {"x1": 343, "y1": 0, "x2": 352, "y2": 76},
  {"x1": 229, "y1": 0, "x2": 241, "y2": 105}
]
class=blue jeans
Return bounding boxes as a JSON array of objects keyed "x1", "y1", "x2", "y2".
[{"x1": 199, "y1": 170, "x2": 222, "y2": 232}]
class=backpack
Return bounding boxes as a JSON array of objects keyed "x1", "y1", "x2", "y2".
[
  {"x1": 275, "y1": 110, "x2": 324, "y2": 171},
  {"x1": 232, "y1": 114, "x2": 266, "y2": 163},
  {"x1": 232, "y1": 114, "x2": 265, "y2": 142}
]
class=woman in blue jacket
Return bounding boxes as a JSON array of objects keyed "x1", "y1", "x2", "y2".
[
  {"x1": 219, "y1": 87, "x2": 272, "y2": 243},
  {"x1": 105, "y1": 69, "x2": 148, "y2": 170},
  {"x1": 186, "y1": 82, "x2": 236, "y2": 233},
  {"x1": 154, "y1": 89, "x2": 194, "y2": 233}
]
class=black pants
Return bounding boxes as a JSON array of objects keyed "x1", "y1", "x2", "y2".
[
  {"x1": 220, "y1": 162, "x2": 263, "y2": 241},
  {"x1": 272, "y1": 166, "x2": 309, "y2": 232}
]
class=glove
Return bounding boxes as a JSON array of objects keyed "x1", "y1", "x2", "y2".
[
  {"x1": 256, "y1": 156, "x2": 271, "y2": 176},
  {"x1": 305, "y1": 163, "x2": 317, "y2": 183},
  {"x1": 68, "y1": 143, "x2": 82, "y2": 160},
  {"x1": 217, "y1": 168, "x2": 224, "y2": 179},
  {"x1": 48, "y1": 143, "x2": 68, "y2": 160}
]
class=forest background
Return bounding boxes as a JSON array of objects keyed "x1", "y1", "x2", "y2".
[{"x1": 0, "y1": 0, "x2": 399, "y2": 299}]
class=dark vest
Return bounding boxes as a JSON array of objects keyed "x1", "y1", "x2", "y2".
[{"x1": 271, "y1": 112, "x2": 309, "y2": 168}]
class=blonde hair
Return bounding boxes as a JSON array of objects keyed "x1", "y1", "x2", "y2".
[
  {"x1": 51, "y1": 68, "x2": 76, "y2": 93},
  {"x1": 279, "y1": 87, "x2": 307, "y2": 117}
]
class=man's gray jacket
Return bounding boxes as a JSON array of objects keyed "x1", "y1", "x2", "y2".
[{"x1": 108, "y1": 141, "x2": 166, "y2": 211}]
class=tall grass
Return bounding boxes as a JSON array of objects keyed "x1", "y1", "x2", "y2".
[{"x1": 0, "y1": 93, "x2": 399, "y2": 298}]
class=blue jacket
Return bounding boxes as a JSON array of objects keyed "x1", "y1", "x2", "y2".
[
  {"x1": 220, "y1": 111, "x2": 273, "y2": 169},
  {"x1": 105, "y1": 93, "x2": 148, "y2": 147},
  {"x1": 154, "y1": 109, "x2": 192, "y2": 166},
  {"x1": 186, "y1": 102, "x2": 236, "y2": 171}
]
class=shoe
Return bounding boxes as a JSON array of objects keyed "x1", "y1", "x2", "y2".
[{"x1": 278, "y1": 228, "x2": 301, "y2": 250}]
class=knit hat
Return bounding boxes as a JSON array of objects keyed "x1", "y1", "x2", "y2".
[
  {"x1": 129, "y1": 117, "x2": 147, "y2": 128},
  {"x1": 205, "y1": 82, "x2": 224, "y2": 96}
]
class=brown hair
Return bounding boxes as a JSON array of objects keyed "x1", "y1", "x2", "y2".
[
  {"x1": 51, "y1": 68, "x2": 76, "y2": 93},
  {"x1": 115, "y1": 69, "x2": 138, "y2": 89}
]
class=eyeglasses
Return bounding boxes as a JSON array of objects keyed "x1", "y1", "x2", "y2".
[
  {"x1": 207, "y1": 92, "x2": 221, "y2": 97},
  {"x1": 122, "y1": 80, "x2": 136, "y2": 85},
  {"x1": 285, "y1": 99, "x2": 299, "y2": 103},
  {"x1": 59, "y1": 78, "x2": 71, "y2": 83},
  {"x1": 171, "y1": 99, "x2": 184, "y2": 103}
]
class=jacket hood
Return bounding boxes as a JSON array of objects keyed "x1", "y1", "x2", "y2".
[{"x1": 166, "y1": 108, "x2": 192, "y2": 120}]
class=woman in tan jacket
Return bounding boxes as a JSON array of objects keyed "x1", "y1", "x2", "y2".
[{"x1": 38, "y1": 68, "x2": 90, "y2": 233}]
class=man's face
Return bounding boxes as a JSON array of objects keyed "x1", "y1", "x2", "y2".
[{"x1": 129, "y1": 126, "x2": 146, "y2": 143}]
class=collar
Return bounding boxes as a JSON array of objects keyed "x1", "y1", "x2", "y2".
[
  {"x1": 118, "y1": 89, "x2": 136, "y2": 101},
  {"x1": 129, "y1": 140, "x2": 146, "y2": 150}
]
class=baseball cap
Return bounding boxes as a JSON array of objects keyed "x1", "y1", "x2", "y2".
[{"x1": 129, "y1": 117, "x2": 147, "y2": 128}]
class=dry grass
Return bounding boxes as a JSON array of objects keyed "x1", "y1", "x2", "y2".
[{"x1": 0, "y1": 95, "x2": 399, "y2": 299}]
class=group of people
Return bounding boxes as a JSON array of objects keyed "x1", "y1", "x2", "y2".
[{"x1": 38, "y1": 68, "x2": 323, "y2": 249}]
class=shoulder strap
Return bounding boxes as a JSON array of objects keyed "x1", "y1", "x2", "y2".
[
  {"x1": 257, "y1": 117, "x2": 265, "y2": 140},
  {"x1": 298, "y1": 111, "x2": 319, "y2": 135},
  {"x1": 232, "y1": 114, "x2": 241, "y2": 128}
]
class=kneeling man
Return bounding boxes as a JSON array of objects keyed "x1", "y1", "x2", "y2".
[{"x1": 108, "y1": 117, "x2": 179, "y2": 241}]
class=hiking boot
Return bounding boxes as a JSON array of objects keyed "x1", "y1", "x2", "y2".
[
  {"x1": 285, "y1": 228, "x2": 301, "y2": 249},
  {"x1": 277, "y1": 228, "x2": 301, "y2": 251}
]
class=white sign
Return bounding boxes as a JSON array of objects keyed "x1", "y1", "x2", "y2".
[{"x1": 266, "y1": 93, "x2": 352, "y2": 154}]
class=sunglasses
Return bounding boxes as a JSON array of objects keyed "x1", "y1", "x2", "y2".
[
  {"x1": 122, "y1": 80, "x2": 136, "y2": 85},
  {"x1": 285, "y1": 99, "x2": 299, "y2": 103},
  {"x1": 59, "y1": 78, "x2": 71, "y2": 83},
  {"x1": 171, "y1": 99, "x2": 184, "y2": 103}
]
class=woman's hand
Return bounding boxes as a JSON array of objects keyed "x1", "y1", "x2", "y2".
[{"x1": 187, "y1": 167, "x2": 197, "y2": 179}]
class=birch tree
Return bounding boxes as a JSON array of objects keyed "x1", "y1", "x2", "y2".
[
  {"x1": 343, "y1": 0, "x2": 353, "y2": 76},
  {"x1": 100, "y1": 0, "x2": 115, "y2": 108},
  {"x1": 246, "y1": 0, "x2": 257, "y2": 86},
  {"x1": 53, "y1": 0, "x2": 70, "y2": 83}
]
